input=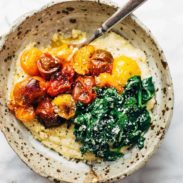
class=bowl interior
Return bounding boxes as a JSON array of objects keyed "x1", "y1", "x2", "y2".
[{"x1": 0, "y1": 1, "x2": 173, "y2": 182}]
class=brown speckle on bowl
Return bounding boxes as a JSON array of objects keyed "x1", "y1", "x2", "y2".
[
  {"x1": 161, "y1": 59, "x2": 168, "y2": 69},
  {"x1": 66, "y1": 7, "x2": 74, "y2": 11},
  {"x1": 62, "y1": 9, "x2": 69, "y2": 15},
  {"x1": 69, "y1": 18, "x2": 76, "y2": 23}
]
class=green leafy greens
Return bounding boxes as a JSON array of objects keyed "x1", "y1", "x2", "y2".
[{"x1": 74, "y1": 76, "x2": 155, "y2": 161}]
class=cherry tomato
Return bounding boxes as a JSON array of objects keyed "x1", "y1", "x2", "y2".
[
  {"x1": 13, "y1": 78, "x2": 30, "y2": 106},
  {"x1": 72, "y1": 76, "x2": 96, "y2": 104},
  {"x1": 47, "y1": 64, "x2": 75, "y2": 97},
  {"x1": 89, "y1": 49, "x2": 113, "y2": 76},
  {"x1": 13, "y1": 77, "x2": 46, "y2": 106},
  {"x1": 73, "y1": 45, "x2": 95, "y2": 75},
  {"x1": 52, "y1": 94, "x2": 76, "y2": 120},
  {"x1": 61, "y1": 63, "x2": 75, "y2": 81},
  {"x1": 47, "y1": 73, "x2": 71, "y2": 97},
  {"x1": 15, "y1": 106, "x2": 35, "y2": 123},
  {"x1": 95, "y1": 73, "x2": 124, "y2": 93},
  {"x1": 37, "y1": 53, "x2": 60, "y2": 79},
  {"x1": 32, "y1": 76, "x2": 48, "y2": 91},
  {"x1": 23, "y1": 78, "x2": 46, "y2": 105},
  {"x1": 20, "y1": 47, "x2": 42, "y2": 76},
  {"x1": 35, "y1": 97, "x2": 62, "y2": 128}
]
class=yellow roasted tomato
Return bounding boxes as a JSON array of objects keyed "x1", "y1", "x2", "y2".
[
  {"x1": 52, "y1": 94, "x2": 76, "y2": 120},
  {"x1": 96, "y1": 56, "x2": 141, "y2": 92},
  {"x1": 48, "y1": 44, "x2": 73, "y2": 62},
  {"x1": 95, "y1": 73, "x2": 123, "y2": 93},
  {"x1": 112, "y1": 56, "x2": 141, "y2": 86},
  {"x1": 95, "y1": 73, "x2": 111, "y2": 86},
  {"x1": 20, "y1": 47, "x2": 42, "y2": 76},
  {"x1": 15, "y1": 106, "x2": 35, "y2": 123},
  {"x1": 12, "y1": 77, "x2": 30, "y2": 106},
  {"x1": 73, "y1": 45, "x2": 95, "y2": 75}
]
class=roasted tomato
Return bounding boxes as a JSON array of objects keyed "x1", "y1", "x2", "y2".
[
  {"x1": 61, "y1": 63, "x2": 75, "y2": 81},
  {"x1": 35, "y1": 97, "x2": 62, "y2": 128},
  {"x1": 47, "y1": 64, "x2": 75, "y2": 97},
  {"x1": 73, "y1": 45, "x2": 95, "y2": 75},
  {"x1": 23, "y1": 78, "x2": 46, "y2": 105},
  {"x1": 89, "y1": 49, "x2": 113, "y2": 76},
  {"x1": 20, "y1": 47, "x2": 42, "y2": 76},
  {"x1": 13, "y1": 78, "x2": 30, "y2": 106},
  {"x1": 37, "y1": 53, "x2": 60, "y2": 79},
  {"x1": 112, "y1": 56, "x2": 141, "y2": 86},
  {"x1": 47, "y1": 74, "x2": 71, "y2": 97},
  {"x1": 13, "y1": 77, "x2": 46, "y2": 106},
  {"x1": 15, "y1": 106, "x2": 35, "y2": 123},
  {"x1": 52, "y1": 94, "x2": 76, "y2": 120},
  {"x1": 72, "y1": 76, "x2": 96, "y2": 104},
  {"x1": 32, "y1": 76, "x2": 48, "y2": 91},
  {"x1": 95, "y1": 73, "x2": 124, "y2": 93}
]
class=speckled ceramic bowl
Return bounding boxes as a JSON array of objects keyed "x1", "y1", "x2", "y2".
[{"x1": 0, "y1": 0, "x2": 174, "y2": 182}]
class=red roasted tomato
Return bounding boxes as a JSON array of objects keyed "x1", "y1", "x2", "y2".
[
  {"x1": 35, "y1": 97, "x2": 62, "y2": 128},
  {"x1": 61, "y1": 63, "x2": 75, "y2": 81},
  {"x1": 89, "y1": 49, "x2": 113, "y2": 76},
  {"x1": 47, "y1": 64, "x2": 75, "y2": 97},
  {"x1": 37, "y1": 53, "x2": 60, "y2": 79},
  {"x1": 23, "y1": 78, "x2": 46, "y2": 104},
  {"x1": 72, "y1": 76, "x2": 96, "y2": 104},
  {"x1": 13, "y1": 77, "x2": 46, "y2": 106}
]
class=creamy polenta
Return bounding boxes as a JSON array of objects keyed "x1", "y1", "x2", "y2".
[{"x1": 9, "y1": 31, "x2": 155, "y2": 161}]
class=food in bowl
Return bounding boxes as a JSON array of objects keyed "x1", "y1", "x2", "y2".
[{"x1": 8, "y1": 30, "x2": 155, "y2": 161}]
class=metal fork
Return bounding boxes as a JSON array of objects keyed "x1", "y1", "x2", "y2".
[{"x1": 77, "y1": 0, "x2": 147, "y2": 48}]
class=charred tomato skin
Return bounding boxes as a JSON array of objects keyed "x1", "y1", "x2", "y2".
[
  {"x1": 47, "y1": 64, "x2": 75, "y2": 97},
  {"x1": 35, "y1": 97, "x2": 62, "y2": 128},
  {"x1": 23, "y1": 78, "x2": 46, "y2": 105},
  {"x1": 37, "y1": 53, "x2": 60, "y2": 79},
  {"x1": 89, "y1": 49, "x2": 113, "y2": 76},
  {"x1": 12, "y1": 77, "x2": 46, "y2": 106},
  {"x1": 61, "y1": 63, "x2": 75, "y2": 81},
  {"x1": 72, "y1": 76, "x2": 96, "y2": 104}
]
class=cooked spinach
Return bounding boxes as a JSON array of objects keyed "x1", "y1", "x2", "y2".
[{"x1": 74, "y1": 76, "x2": 155, "y2": 161}]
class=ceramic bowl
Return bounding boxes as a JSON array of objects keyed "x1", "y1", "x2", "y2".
[{"x1": 0, "y1": 0, "x2": 174, "y2": 182}]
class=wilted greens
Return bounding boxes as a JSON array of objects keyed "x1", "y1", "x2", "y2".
[{"x1": 74, "y1": 76, "x2": 155, "y2": 161}]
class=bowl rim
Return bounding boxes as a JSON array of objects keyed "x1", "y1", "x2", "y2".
[{"x1": 0, "y1": 0, "x2": 174, "y2": 182}]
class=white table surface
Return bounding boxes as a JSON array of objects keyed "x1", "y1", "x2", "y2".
[{"x1": 0, "y1": 0, "x2": 182, "y2": 182}]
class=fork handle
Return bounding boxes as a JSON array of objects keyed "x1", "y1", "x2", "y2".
[
  {"x1": 102, "y1": 0, "x2": 147, "y2": 32},
  {"x1": 84, "y1": 0, "x2": 147, "y2": 45}
]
